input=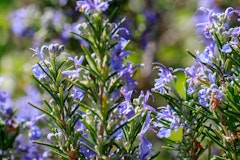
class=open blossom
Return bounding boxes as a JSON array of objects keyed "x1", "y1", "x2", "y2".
[
  {"x1": 76, "y1": 0, "x2": 111, "y2": 14},
  {"x1": 110, "y1": 38, "x2": 130, "y2": 72},
  {"x1": 152, "y1": 63, "x2": 175, "y2": 94},
  {"x1": 32, "y1": 62, "x2": 48, "y2": 81},
  {"x1": 32, "y1": 47, "x2": 45, "y2": 60},
  {"x1": 119, "y1": 62, "x2": 139, "y2": 92},
  {"x1": 118, "y1": 90, "x2": 135, "y2": 119},
  {"x1": 71, "y1": 86, "x2": 85, "y2": 101},
  {"x1": 196, "y1": 44, "x2": 215, "y2": 66},
  {"x1": 153, "y1": 105, "x2": 180, "y2": 138}
]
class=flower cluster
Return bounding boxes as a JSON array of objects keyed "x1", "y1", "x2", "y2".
[
  {"x1": 151, "y1": 6, "x2": 240, "y2": 159},
  {"x1": 0, "y1": 80, "x2": 48, "y2": 159},
  {"x1": 26, "y1": 1, "x2": 159, "y2": 159}
]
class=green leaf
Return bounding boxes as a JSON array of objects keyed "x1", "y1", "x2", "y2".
[{"x1": 167, "y1": 127, "x2": 183, "y2": 142}]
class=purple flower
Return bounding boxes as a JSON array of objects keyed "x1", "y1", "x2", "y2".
[
  {"x1": 157, "y1": 128, "x2": 171, "y2": 138},
  {"x1": 210, "y1": 84, "x2": 224, "y2": 101},
  {"x1": 118, "y1": 90, "x2": 135, "y2": 119},
  {"x1": 71, "y1": 86, "x2": 85, "y2": 101},
  {"x1": 185, "y1": 65, "x2": 200, "y2": 94},
  {"x1": 41, "y1": 8, "x2": 64, "y2": 28},
  {"x1": 221, "y1": 44, "x2": 232, "y2": 53},
  {"x1": 59, "y1": 0, "x2": 68, "y2": 6},
  {"x1": 139, "y1": 136, "x2": 152, "y2": 160},
  {"x1": 0, "y1": 90, "x2": 7, "y2": 103},
  {"x1": 8, "y1": 5, "x2": 40, "y2": 37},
  {"x1": 32, "y1": 47, "x2": 45, "y2": 60},
  {"x1": 15, "y1": 86, "x2": 42, "y2": 123},
  {"x1": 32, "y1": 62, "x2": 48, "y2": 81},
  {"x1": 138, "y1": 113, "x2": 152, "y2": 160},
  {"x1": 76, "y1": 0, "x2": 110, "y2": 14},
  {"x1": 0, "y1": 90, "x2": 13, "y2": 116},
  {"x1": 153, "y1": 105, "x2": 179, "y2": 138},
  {"x1": 196, "y1": 45, "x2": 215, "y2": 65},
  {"x1": 29, "y1": 126, "x2": 41, "y2": 140},
  {"x1": 119, "y1": 63, "x2": 138, "y2": 92},
  {"x1": 152, "y1": 64, "x2": 174, "y2": 94},
  {"x1": 140, "y1": 91, "x2": 155, "y2": 111},
  {"x1": 16, "y1": 133, "x2": 49, "y2": 159},
  {"x1": 69, "y1": 56, "x2": 84, "y2": 70},
  {"x1": 62, "y1": 56, "x2": 84, "y2": 78},
  {"x1": 110, "y1": 38, "x2": 130, "y2": 71},
  {"x1": 198, "y1": 88, "x2": 209, "y2": 107}
]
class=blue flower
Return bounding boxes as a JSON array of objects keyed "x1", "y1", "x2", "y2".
[
  {"x1": 8, "y1": 5, "x2": 39, "y2": 37},
  {"x1": 76, "y1": 0, "x2": 110, "y2": 14},
  {"x1": 156, "y1": 128, "x2": 171, "y2": 138},
  {"x1": 118, "y1": 90, "x2": 135, "y2": 119},
  {"x1": 119, "y1": 63, "x2": 138, "y2": 92},
  {"x1": 198, "y1": 88, "x2": 209, "y2": 107},
  {"x1": 28, "y1": 126, "x2": 41, "y2": 140},
  {"x1": 139, "y1": 136, "x2": 152, "y2": 160},
  {"x1": 69, "y1": 56, "x2": 84, "y2": 70},
  {"x1": 71, "y1": 86, "x2": 85, "y2": 101},
  {"x1": 0, "y1": 90, "x2": 7, "y2": 103},
  {"x1": 15, "y1": 86, "x2": 43, "y2": 123},
  {"x1": 152, "y1": 63, "x2": 174, "y2": 94},
  {"x1": 32, "y1": 47, "x2": 45, "y2": 60},
  {"x1": 221, "y1": 44, "x2": 232, "y2": 53},
  {"x1": 153, "y1": 105, "x2": 179, "y2": 138},
  {"x1": 196, "y1": 45, "x2": 215, "y2": 66},
  {"x1": 138, "y1": 112, "x2": 152, "y2": 160},
  {"x1": 110, "y1": 38, "x2": 130, "y2": 72},
  {"x1": 140, "y1": 91, "x2": 155, "y2": 111},
  {"x1": 32, "y1": 62, "x2": 48, "y2": 81}
]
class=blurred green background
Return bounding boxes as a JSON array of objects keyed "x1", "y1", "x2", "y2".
[
  {"x1": 0, "y1": 0, "x2": 238, "y2": 159},
  {"x1": 0, "y1": 0, "x2": 203, "y2": 93}
]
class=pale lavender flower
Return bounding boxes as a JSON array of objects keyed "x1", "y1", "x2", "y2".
[
  {"x1": 62, "y1": 56, "x2": 84, "y2": 78},
  {"x1": 185, "y1": 65, "x2": 199, "y2": 94},
  {"x1": 8, "y1": 5, "x2": 40, "y2": 37},
  {"x1": 157, "y1": 128, "x2": 171, "y2": 138},
  {"x1": 221, "y1": 44, "x2": 232, "y2": 53},
  {"x1": 76, "y1": 0, "x2": 111, "y2": 14},
  {"x1": 196, "y1": 44, "x2": 215, "y2": 66},
  {"x1": 29, "y1": 126, "x2": 41, "y2": 140},
  {"x1": 41, "y1": 8, "x2": 64, "y2": 29},
  {"x1": 153, "y1": 105, "x2": 179, "y2": 138},
  {"x1": 15, "y1": 86, "x2": 42, "y2": 123},
  {"x1": 152, "y1": 63, "x2": 174, "y2": 94},
  {"x1": 69, "y1": 55, "x2": 84, "y2": 69},
  {"x1": 210, "y1": 84, "x2": 224, "y2": 101},
  {"x1": 32, "y1": 47, "x2": 45, "y2": 60},
  {"x1": 71, "y1": 86, "x2": 85, "y2": 101},
  {"x1": 198, "y1": 88, "x2": 209, "y2": 107},
  {"x1": 32, "y1": 62, "x2": 48, "y2": 81}
]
